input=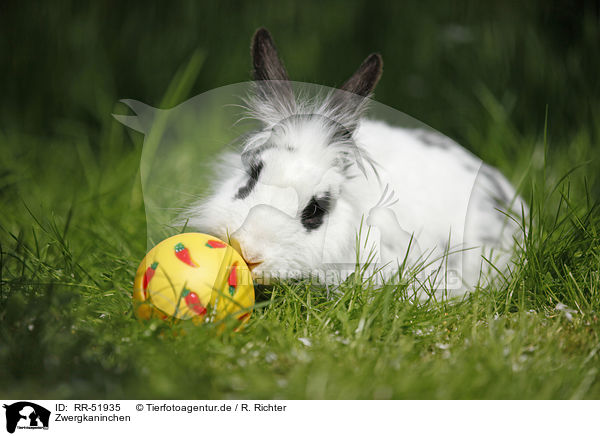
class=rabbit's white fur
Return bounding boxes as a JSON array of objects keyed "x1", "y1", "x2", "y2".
[{"x1": 183, "y1": 29, "x2": 525, "y2": 297}]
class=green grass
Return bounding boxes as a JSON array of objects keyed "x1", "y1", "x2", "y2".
[
  {"x1": 1, "y1": 1, "x2": 600, "y2": 399},
  {"x1": 1, "y1": 93, "x2": 599, "y2": 400}
]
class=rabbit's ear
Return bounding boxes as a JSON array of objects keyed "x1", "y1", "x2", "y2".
[
  {"x1": 251, "y1": 27, "x2": 290, "y2": 82},
  {"x1": 249, "y1": 28, "x2": 296, "y2": 123},
  {"x1": 325, "y1": 53, "x2": 383, "y2": 133},
  {"x1": 340, "y1": 53, "x2": 383, "y2": 97},
  {"x1": 113, "y1": 99, "x2": 157, "y2": 134}
]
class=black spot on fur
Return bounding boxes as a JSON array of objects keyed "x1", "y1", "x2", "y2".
[
  {"x1": 235, "y1": 161, "x2": 264, "y2": 199},
  {"x1": 415, "y1": 130, "x2": 454, "y2": 150},
  {"x1": 301, "y1": 194, "x2": 331, "y2": 231},
  {"x1": 332, "y1": 125, "x2": 353, "y2": 143},
  {"x1": 463, "y1": 162, "x2": 480, "y2": 172},
  {"x1": 241, "y1": 142, "x2": 275, "y2": 167},
  {"x1": 479, "y1": 234, "x2": 501, "y2": 245},
  {"x1": 480, "y1": 165, "x2": 511, "y2": 205}
]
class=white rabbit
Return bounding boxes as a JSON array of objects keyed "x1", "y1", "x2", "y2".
[{"x1": 183, "y1": 28, "x2": 526, "y2": 298}]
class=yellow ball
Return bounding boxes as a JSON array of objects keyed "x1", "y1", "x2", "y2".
[{"x1": 133, "y1": 233, "x2": 254, "y2": 326}]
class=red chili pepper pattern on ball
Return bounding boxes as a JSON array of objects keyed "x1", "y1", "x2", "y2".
[
  {"x1": 174, "y1": 242, "x2": 198, "y2": 267},
  {"x1": 182, "y1": 288, "x2": 207, "y2": 316},
  {"x1": 228, "y1": 263, "x2": 238, "y2": 296},
  {"x1": 142, "y1": 261, "x2": 159, "y2": 298},
  {"x1": 206, "y1": 240, "x2": 227, "y2": 249}
]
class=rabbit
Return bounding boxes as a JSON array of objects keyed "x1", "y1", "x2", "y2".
[{"x1": 182, "y1": 28, "x2": 526, "y2": 298}]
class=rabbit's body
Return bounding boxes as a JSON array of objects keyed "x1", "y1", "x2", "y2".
[
  {"x1": 183, "y1": 29, "x2": 525, "y2": 297},
  {"x1": 354, "y1": 119, "x2": 522, "y2": 293},
  {"x1": 357, "y1": 119, "x2": 488, "y2": 252}
]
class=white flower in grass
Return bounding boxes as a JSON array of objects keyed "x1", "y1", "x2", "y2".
[
  {"x1": 335, "y1": 337, "x2": 350, "y2": 345},
  {"x1": 435, "y1": 343, "x2": 451, "y2": 359},
  {"x1": 555, "y1": 302, "x2": 577, "y2": 321},
  {"x1": 298, "y1": 337, "x2": 312, "y2": 347},
  {"x1": 355, "y1": 318, "x2": 366, "y2": 334}
]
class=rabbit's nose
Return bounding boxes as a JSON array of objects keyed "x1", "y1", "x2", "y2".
[{"x1": 229, "y1": 237, "x2": 263, "y2": 271}]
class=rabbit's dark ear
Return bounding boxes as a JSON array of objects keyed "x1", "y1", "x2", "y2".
[
  {"x1": 326, "y1": 54, "x2": 383, "y2": 134},
  {"x1": 251, "y1": 28, "x2": 290, "y2": 82},
  {"x1": 340, "y1": 53, "x2": 383, "y2": 97},
  {"x1": 249, "y1": 28, "x2": 296, "y2": 120}
]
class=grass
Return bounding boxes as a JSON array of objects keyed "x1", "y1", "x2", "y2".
[
  {"x1": 1, "y1": 1, "x2": 600, "y2": 399},
  {"x1": 1, "y1": 92, "x2": 599, "y2": 400}
]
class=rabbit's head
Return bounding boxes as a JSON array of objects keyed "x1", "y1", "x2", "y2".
[{"x1": 185, "y1": 28, "x2": 383, "y2": 282}]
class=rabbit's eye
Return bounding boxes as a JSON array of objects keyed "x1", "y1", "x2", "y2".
[{"x1": 301, "y1": 195, "x2": 330, "y2": 231}]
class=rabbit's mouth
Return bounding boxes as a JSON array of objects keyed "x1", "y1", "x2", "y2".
[
  {"x1": 229, "y1": 237, "x2": 264, "y2": 273},
  {"x1": 246, "y1": 260, "x2": 263, "y2": 271}
]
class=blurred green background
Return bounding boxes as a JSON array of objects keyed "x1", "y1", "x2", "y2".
[
  {"x1": 2, "y1": 0, "x2": 598, "y2": 145},
  {"x1": 1, "y1": 0, "x2": 600, "y2": 399}
]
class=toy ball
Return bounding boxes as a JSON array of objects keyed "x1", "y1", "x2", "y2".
[{"x1": 133, "y1": 233, "x2": 254, "y2": 326}]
